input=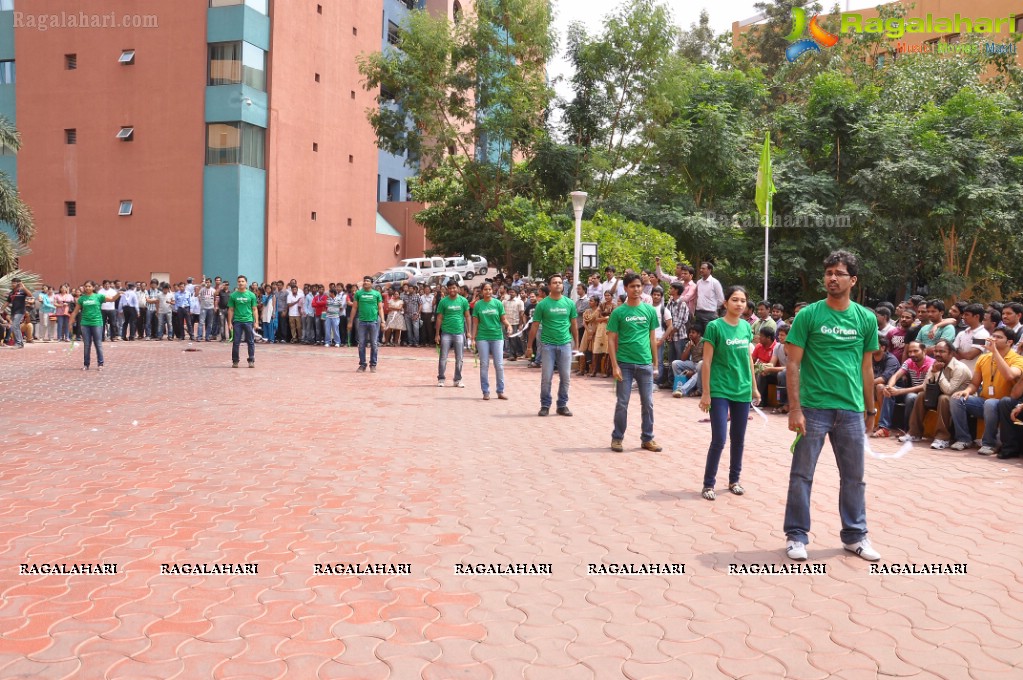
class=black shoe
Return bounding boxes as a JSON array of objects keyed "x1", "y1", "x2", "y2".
[
  {"x1": 232, "y1": 362, "x2": 238, "y2": 368},
  {"x1": 358, "y1": 366, "x2": 367, "y2": 372},
  {"x1": 556, "y1": 407, "x2": 573, "y2": 417},
  {"x1": 538, "y1": 407, "x2": 549, "y2": 417},
  {"x1": 997, "y1": 450, "x2": 1020, "y2": 459},
  {"x1": 248, "y1": 360, "x2": 254, "y2": 368}
]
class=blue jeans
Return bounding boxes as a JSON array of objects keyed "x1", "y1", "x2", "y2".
[
  {"x1": 82, "y1": 325, "x2": 104, "y2": 367},
  {"x1": 357, "y1": 320, "x2": 380, "y2": 367},
  {"x1": 950, "y1": 395, "x2": 999, "y2": 447},
  {"x1": 704, "y1": 398, "x2": 750, "y2": 488},
  {"x1": 439, "y1": 333, "x2": 464, "y2": 381},
  {"x1": 324, "y1": 317, "x2": 341, "y2": 345},
  {"x1": 231, "y1": 321, "x2": 255, "y2": 363},
  {"x1": 540, "y1": 342, "x2": 573, "y2": 408},
  {"x1": 612, "y1": 362, "x2": 655, "y2": 442},
  {"x1": 11, "y1": 312, "x2": 24, "y2": 346},
  {"x1": 784, "y1": 408, "x2": 868, "y2": 546},
  {"x1": 199, "y1": 308, "x2": 216, "y2": 340},
  {"x1": 672, "y1": 360, "x2": 702, "y2": 395},
  {"x1": 477, "y1": 339, "x2": 505, "y2": 395},
  {"x1": 56, "y1": 315, "x2": 70, "y2": 341},
  {"x1": 878, "y1": 392, "x2": 917, "y2": 430},
  {"x1": 405, "y1": 317, "x2": 421, "y2": 346}
]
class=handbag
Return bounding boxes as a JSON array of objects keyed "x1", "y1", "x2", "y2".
[{"x1": 923, "y1": 378, "x2": 941, "y2": 410}]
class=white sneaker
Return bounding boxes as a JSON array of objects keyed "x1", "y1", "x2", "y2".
[
  {"x1": 898, "y1": 434, "x2": 922, "y2": 443},
  {"x1": 786, "y1": 540, "x2": 807, "y2": 561},
  {"x1": 931, "y1": 439, "x2": 950, "y2": 450},
  {"x1": 672, "y1": 390, "x2": 683, "y2": 398},
  {"x1": 950, "y1": 441, "x2": 969, "y2": 451},
  {"x1": 843, "y1": 538, "x2": 881, "y2": 561},
  {"x1": 454, "y1": 381, "x2": 465, "y2": 388},
  {"x1": 437, "y1": 380, "x2": 444, "y2": 388},
  {"x1": 978, "y1": 445, "x2": 996, "y2": 456}
]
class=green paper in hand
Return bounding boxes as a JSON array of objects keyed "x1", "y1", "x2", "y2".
[{"x1": 790, "y1": 432, "x2": 802, "y2": 454}]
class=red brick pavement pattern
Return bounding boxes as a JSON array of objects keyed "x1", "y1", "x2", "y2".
[{"x1": 1, "y1": 340, "x2": 1022, "y2": 679}]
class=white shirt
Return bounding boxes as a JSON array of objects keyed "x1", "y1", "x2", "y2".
[
  {"x1": 953, "y1": 324, "x2": 989, "y2": 372},
  {"x1": 286, "y1": 291, "x2": 303, "y2": 317},
  {"x1": 695, "y1": 275, "x2": 724, "y2": 313},
  {"x1": 99, "y1": 287, "x2": 117, "y2": 311},
  {"x1": 421, "y1": 293, "x2": 434, "y2": 314}
]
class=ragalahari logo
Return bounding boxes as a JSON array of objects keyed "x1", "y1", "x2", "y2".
[{"x1": 785, "y1": 7, "x2": 839, "y2": 61}]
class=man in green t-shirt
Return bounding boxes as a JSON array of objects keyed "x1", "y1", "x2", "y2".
[
  {"x1": 227, "y1": 275, "x2": 259, "y2": 368},
  {"x1": 526, "y1": 274, "x2": 578, "y2": 416},
  {"x1": 784, "y1": 250, "x2": 880, "y2": 563},
  {"x1": 607, "y1": 273, "x2": 661, "y2": 452},
  {"x1": 435, "y1": 280, "x2": 471, "y2": 387},
  {"x1": 348, "y1": 276, "x2": 385, "y2": 372}
]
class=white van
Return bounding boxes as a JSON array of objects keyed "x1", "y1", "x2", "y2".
[
  {"x1": 443, "y1": 257, "x2": 476, "y2": 280},
  {"x1": 400, "y1": 257, "x2": 447, "y2": 277}
]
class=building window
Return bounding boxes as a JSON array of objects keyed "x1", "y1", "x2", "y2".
[
  {"x1": 402, "y1": 0, "x2": 415, "y2": 9},
  {"x1": 349, "y1": 154, "x2": 354, "y2": 163},
  {"x1": 381, "y1": 84, "x2": 395, "y2": 102},
  {"x1": 206, "y1": 122, "x2": 266, "y2": 169},
  {"x1": 347, "y1": 218, "x2": 352, "y2": 226},
  {"x1": 65, "y1": 201, "x2": 76, "y2": 217},
  {"x1": 119, "y1": 49, "x2": 136, "y2": 65},
  {"x1": 118, "y1": 200, "x2": 133, "y2": 216},
  {"x1": 353, "y1": 27, "x2": 358, "y2": 35},
  {"x1": 453, "y1": 0, "x2": 462, "y2": 24},
  {"x1": 312, "y1": 142, "x2": 318, "y2": 152},
  {"x1": 387, "y1": 178, "x2": 401, "y2": 202},
  {"x1": 65, "y1": 54, "x2": 77, "y2": 70},
  {"x1": 117, "y1": 126, "x2": 135, "y2": 141},
  {"x1": 0, "y1": 60, "x2": 14, "y2": 84},
  {"x1": 317, "y1": 4, "x2": 322, "y2": 14},
  {"x1": 209, "y1": 0, "x2": 268, "y2": 15},
  {"x1": 946, "y1": 33, "x2": 961, "y2": 44},
  {"x1": 311, "y1": 212, "x2": 317, "y2": 221},
  {"x1": 208, "y1": 41, "x2": 267, "y2": 91},
  {"x1": 0, "y1": 0, "x2": 14, "y2": 11},
  {"x1": 387, "y1": 21, "x2": 400, "y2": 46},
  {"x1": 351, "y1": 90, "x2": 356, "y2": 99},
  {"x1": 65, "y1": 129, "x2": 77, "y2": 144},
  {"x1": 314, "y1": 72, "x2": 320, "y2": 82}
]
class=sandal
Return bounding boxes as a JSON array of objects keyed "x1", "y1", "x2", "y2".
[
  {"x1": 773, "y1": 405, "x2": 789, "y2": 414},
  {"x1": 702, "y1": 488, "x2": 716, "y2": 501},
  {"x1": 871, "y1": 427, "x2": 890, "y2": 438},
  {"x1": 729, "y1": 483, "x2": 745, "y2": 496}
]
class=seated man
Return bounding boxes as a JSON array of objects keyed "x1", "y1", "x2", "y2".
[
  {"x1": 917, "y1": 299, "x2": 956, "y2": 357},
  {"x1": 950, "y1": 327, "x2": 1023, "y2": 454},
  {"x1": 757, "y1": 326, "x2": 788, "y2": 411},
  {"x1": 874, "y1": 341, "x2": 932, "y2": 438},
  {"x1": 900, "y1": 340, "x2": 973, "y2": 447},
  {"x1": 871, "y1": 336, "x2": 900, "y2": 411},
  {"x1": 996, "y1": 378, "x2": 1023, "y2": 459},
  {"x1": 671, "y1": 323, "x2": 705, "y2": 397}
]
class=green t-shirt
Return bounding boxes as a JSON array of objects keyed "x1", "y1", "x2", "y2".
[
  {"x1": 354, "y1": 289, "x2": 384, "y2": 322},
  {"x1": 916, "y1": 322, "x2": 955, "y2": 348},
  {"x1": 533, "y1": 296, "x2": 577, "y2": 345},
  {"x1": 607, "y1": 302, "x2": 658, "y2": 365},
  {"x1": 436, "y1": 295, "x2": 470, "y2": 335},
  {"x1": 78, "y1": 293, "x2": 106, "y2": 327},
  {"x1": 472, "y1": 298, "x2": 505, "y2": 341},
  {"x1": 785, "y1": 299, "x2": 879, "y2": 411},
  {"x1": 228, "y1": 290, "x2": 258, "y2": 323},
  {"x1": 703, "y1": 317, "x2": 754, "y2": 401}
]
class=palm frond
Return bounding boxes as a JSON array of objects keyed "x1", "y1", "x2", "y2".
[
  {"x1": 0, "y1": 115, "x2": 21, "y2": 153},
  {"x1": 0, "y1": 269, "x2": 42, "y2": 304},
  {"x1": 0, "y1": 171, "x2": 35, "y2": 243}
]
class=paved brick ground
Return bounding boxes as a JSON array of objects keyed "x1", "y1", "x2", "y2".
[{"x1": 2, "y1": 339, "x2": 1022, "y2": 679}]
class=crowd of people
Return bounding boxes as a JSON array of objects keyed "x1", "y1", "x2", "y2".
[{"x1": 7, "y1": 250, "x2": 1023, "y2": 562}]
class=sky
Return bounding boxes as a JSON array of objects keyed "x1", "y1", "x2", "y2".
[{"x1": 547, "y1": 0, "x2": 763, "y2": 100}]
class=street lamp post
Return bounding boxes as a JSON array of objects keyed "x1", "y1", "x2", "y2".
[{"x1": 570, "y1": 191, "x2": 588, "y2": 301}]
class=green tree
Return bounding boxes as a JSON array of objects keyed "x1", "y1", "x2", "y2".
[
  {"x1": 358, "y1": 0, "x2": 555, "y2": 264},
  {"x1": 0, "y1": 116, "x2": 37, "y2": 300}
]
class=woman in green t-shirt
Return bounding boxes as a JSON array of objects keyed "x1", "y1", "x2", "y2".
[
  {"x1": 698, "y1": 285, "x2": 761, "y2": 500},
  {"x1": 73, "y1": 280, "x2": 120, "y2": 371},
  {"x1": 471, "y1": 282, "x2": 512, "y2": 400}
]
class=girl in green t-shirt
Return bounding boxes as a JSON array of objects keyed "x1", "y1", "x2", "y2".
[
  {"x1": 73, "y1": 280, "x2": 120, "y2": 371},
  {"x1": 698, "y1": 285, "x2": 761, "y2": 500}
]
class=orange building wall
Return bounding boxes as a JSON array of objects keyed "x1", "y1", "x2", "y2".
[
  {"x1": 377, "y1": 200, "x2": 431, "y2": 261},
  {"x1": 17, "y1": 0, "x2": 207, "y2": 285},
  {"x1": 264, "y1": 1, "x2": 382, "y2": 284}
]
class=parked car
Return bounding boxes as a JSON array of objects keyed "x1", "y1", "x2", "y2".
[
  {"x1": 400, "y1": 257, "x2": 448, "y2": 277},
  {"x1": 443, "y1": 257, "x2": 476, "y2": 280},
  {"x1": 468, "y1": 255, "x2": 489, "y2": 275},
  {"x1": 424, "y1": 272, "x2": 465, "y2": 289},
  {"x1": 373, "y1": 268, "x2": 418, "y2": 287}
]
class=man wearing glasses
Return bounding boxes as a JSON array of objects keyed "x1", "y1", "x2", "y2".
[{"x1": 783, "y1": 250, "x2": 881, "y2": 563}]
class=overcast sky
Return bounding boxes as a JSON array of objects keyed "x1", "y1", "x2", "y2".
[{"x1": 548, "y1": 0, "x2": 763, "y2": 99}]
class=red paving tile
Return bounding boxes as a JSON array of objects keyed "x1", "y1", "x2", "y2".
[{"x1": 3, "y1": 341, "x2": 1023, "y2": 677}]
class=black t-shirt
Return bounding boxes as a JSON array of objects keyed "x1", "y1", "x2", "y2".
[
  {"x1": 218, "y1": 290, "x2": 230, "y2": 309},
  {"x1": 8, "y1": 290, "x2": 28, "y2": 315}
]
